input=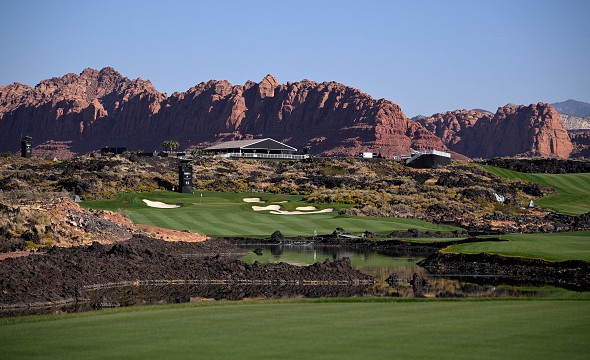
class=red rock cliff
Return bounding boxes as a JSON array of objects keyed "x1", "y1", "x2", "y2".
[
  {"x1": 0, "y1": 67, "x2": 166, "y2": 155},
  {"x1": 416, "y1": 104, "x2": 573, "y2": 159},
  {"x1": 0, "y1": 69, "x2": 447, "y2": 158}
]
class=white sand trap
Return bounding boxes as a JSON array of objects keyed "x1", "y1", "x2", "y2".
[
  {"x1": 252, "y1": 205, "x2": 282, "y2": 211},
  {"x1": 143, "y1": 199, "x2": 181, "y2": 209},
  {"x1": 243, "y1": 197, "x2": 265, "y2": 203},
  {"x1": 270, "y1": 208, "x2": 334, "y2": 215},
  {"x1": 296, "y1": 206, "x2": 317, "y2": 211}
]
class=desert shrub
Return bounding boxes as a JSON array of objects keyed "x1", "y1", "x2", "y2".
[
  {"x1": 320, "y1": 164, "x2": 350, "y2": 176},
  {"x1": 0, "y1": 237, "x2": 26, "y2": 252},
  {"x1": 492, "y1": 202, "x2": 525, "y2": 215},
  {"x1": 33, "y1": 213, "x2": 50, "y2": 226},
  {"x1": 117, "y1": 208, "x2": 131, "y2": 218}
]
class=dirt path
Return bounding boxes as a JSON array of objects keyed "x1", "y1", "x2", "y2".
[
  {"x1": 137, "y1": 225, "x2": 208, "y2": 242},
  {"x1": 0, "y1": 251, "x2": 32, "y2": 261}
]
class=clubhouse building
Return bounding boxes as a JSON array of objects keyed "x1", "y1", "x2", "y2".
[{"x1": 204, "y1": 138, "x2": 310, "y2": 160}]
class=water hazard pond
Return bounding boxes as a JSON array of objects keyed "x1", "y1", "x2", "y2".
[
  {"x1": 1, "y1": 244, "x2": 551, "y2": 318},
  {"x1": 238, "y1": 245, "x2": 547, "y2": 299}
]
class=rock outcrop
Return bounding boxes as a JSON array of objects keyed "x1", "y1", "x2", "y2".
[
  {"x1": 560, "y1": 113, "x2": 590, "y2": 130},
  {"x1": 569, "y1": 130, "x2": 590, "y2": 158},
  {"x1": 416, "y1": 103, "x2": 573, "y2": 159},
  {"x1": 0, "y1": 68, "x2": 447, "y2": 159},
  {"x1": 0, "y1": 68, "x2": 166, "y2": 157}
]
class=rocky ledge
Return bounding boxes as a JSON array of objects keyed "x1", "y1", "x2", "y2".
[
  {"x1": 418, "y1": 252, "x2": 590, "y2": 292},
  {"x1": 0, "y1": 235, "x2": 376, "y2": 308}
]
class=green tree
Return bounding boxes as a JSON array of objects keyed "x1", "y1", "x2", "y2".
[{"x1": 162, "y1": 140, "x2": 179, "y2": 153}]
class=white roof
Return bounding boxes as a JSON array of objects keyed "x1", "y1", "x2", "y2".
[{"x1": 205, "y1": 138, "x2": 296, "y2": 151}]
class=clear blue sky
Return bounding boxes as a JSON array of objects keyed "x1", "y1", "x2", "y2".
[{"x1": 1, "y1": 0, "x2": 588, "y2": 117}]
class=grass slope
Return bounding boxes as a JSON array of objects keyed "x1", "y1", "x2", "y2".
[
  {"x1": 82, "y1": 191, "x2": 461, "y2": 237},
  {"x1": 479, "y1": 164, "x2": 590, "y2": 215},
  {"x1": 449, "y1": 230, "x2": 590, "y2": 261},
  {"x1": 1, "y1": 300, "x2": 587, "y2": 360}
]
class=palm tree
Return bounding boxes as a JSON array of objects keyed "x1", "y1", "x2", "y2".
[
  {"x1": 161, "y1": 140, "x2": 180, "y2": 153},
  {"x1": 161, "y1": 141, "x2": 170, "y2": 152}
]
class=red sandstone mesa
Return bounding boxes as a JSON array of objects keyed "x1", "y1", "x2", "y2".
[
  {"x1": 0, "y1": 68, "x2": 447, "y2": 158},
  {"x1": 0, "y1": 68, "x2": 571, "y2": 159},
  {"x1": 416, "y1": 103, "x2": 573, "y2": 159}
]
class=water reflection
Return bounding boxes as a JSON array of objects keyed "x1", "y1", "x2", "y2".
[
  {"x1": 0, "y1": 244, "x2": 549, "y2": 317},
  {"x1": 239, "y1": 245, "x2": 547, "y2": 299}
]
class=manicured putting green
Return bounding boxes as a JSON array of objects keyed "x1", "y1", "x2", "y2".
[
  {"x1": 479, "y1": 164, "x2": 590, "y2": 215},
  {"x1": 449, "y1": 230, "x2": 590, "y2": 261},
  {"x1": 1, "y1": 300, "x2": 587, "y2": 360},
  {"x1": 82, "y1": 191, "x2": 461, "y2": 237}
]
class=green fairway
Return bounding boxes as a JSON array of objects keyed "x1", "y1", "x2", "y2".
[
  {"x1": 449, "y1": 230, "x2": 590, "y2": 261},
  {"x1": 479, "y1": 164, "x2": 590, "y2": 215},
  {"x1": 1, "y1": 299, "x2": 587, "y2": 360},
  {"x1": 82, "y1": 191, "x2": 461, "y2": 237}
]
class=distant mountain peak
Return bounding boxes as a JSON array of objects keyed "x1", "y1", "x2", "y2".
[
  {"x1": 551, "y1": 99, "x2": 590, "y2": 117},
  {"x1": 471, "y1": 108, "x2": 493, "y2": 115}
]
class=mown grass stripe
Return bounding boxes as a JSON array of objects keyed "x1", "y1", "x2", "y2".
[
  {"x1": 479, "y1": 164, "x2": 590, "y2": 215},
  {"x1": 1, "y1": 300, "x2": 588, "y2": 360},
  {"x1": 83, "y1": 191, "x2": 463, "y2": 238},
  {"x1": 451, "y1": 230, "x2": 590, "y2": 261}
]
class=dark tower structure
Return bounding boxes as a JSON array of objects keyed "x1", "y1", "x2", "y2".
[
  {"x1": 21, "y1": 136, "x2": 32, "y2": 158},
  {"x1": 178, "y1": 160, "x2": 193, "y2": 193}
]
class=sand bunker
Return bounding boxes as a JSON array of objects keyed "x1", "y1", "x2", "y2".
[
  {"x1": 296, "y1": 206, "x2": 317, "y2": 211},
  {"x1": 248, "y1": 199, "x2": 333, "y2": 214},
  {"x1": 243, "y1": 198, "x2": 265, "y2": 203},
  {"x1": 252, "y1": 205, "x2": 282, "y2": 211},
  {"x1": 270, "y1": 208, "x2": 334, "y2": 215},
  {"x1": 143, "y1": 199, "x2": 182, "y2": 209}
]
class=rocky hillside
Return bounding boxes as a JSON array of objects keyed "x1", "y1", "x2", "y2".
[
  {"x1": 416, "y1": 103, "x2": 573, "y2": 159},
  {"x1": 1, "y1": 154, "x2": 570, "y2": 235},
  {"x1": 0, "y1": 190, "x2": 140, "y2": 253},
  {"x1": 0, "y1": 68, "x2": 447, "y2": 159}
]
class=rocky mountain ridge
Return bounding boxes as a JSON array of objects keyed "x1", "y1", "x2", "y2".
[
  {"x1": 551, "y1": 99, "x2": 590, "y2": 117},
  {"x1": 0, "y1": 68, "x2": 446, "y2": 159},
  {"x1": 416, "y1": 103, "x2": 573, "y2": 159},
  {"x1": 0, "y1": 67, "x2": 578, "y2": 159}
]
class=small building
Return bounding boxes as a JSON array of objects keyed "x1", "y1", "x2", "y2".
[
  {"x1": 101, "y1": 147, "x2": 127, "y2": 156},
  {"x1": 405, "y1": 149, "x2": 451, "y2": 169},
  {"x1": 204, "y1": 138, "x2": 309, "y2": 160},
  {"x1": 21, "y1": 136, "x2": 32, "y2": 158}
]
